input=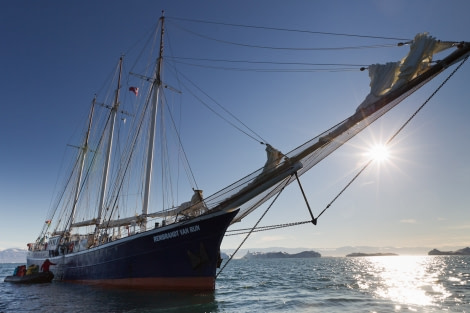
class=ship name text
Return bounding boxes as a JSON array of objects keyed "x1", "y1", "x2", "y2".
[{"x1": 153, "y1": 224, "x2": 201, "y2": 242}]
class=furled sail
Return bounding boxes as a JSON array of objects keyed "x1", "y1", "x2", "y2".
[{"x1": 357, "y1": 33, "x2": 454, "y2": 111}]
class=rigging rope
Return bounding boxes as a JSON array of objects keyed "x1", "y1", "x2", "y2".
[
  {"x1": 166, "y1": 56, "x2": 369, "y2": 68},
  {"x1": 216, "y1": 175, "x2": 292, "y2": 278},
  {"x1": 226, "y1": 220, "x2": 312, "y2": 236},
  {"x1": 167, "y1": 59, "x2": 362, "y2": 73},
  {"x1": 167, "y1": 16, "x2": 411, "y2": 41},
  {"x1": 167, "y1": 66, "x2": 268, "y2": 144},
  {"x1": 160, "y1": 89, "x2": 199, "y2": 191},
  {"x1": 169, "y1": 21, "x2": 400, "y2": 51}
]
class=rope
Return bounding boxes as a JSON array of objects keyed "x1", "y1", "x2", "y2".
[
  {"x1": 169, "y1": 69, "x2": 267, "y2": 145},
  {"x1": 226, "y1": 220, "x2": 312, "y2": 236},
  {"x1": 295, "y1": 172, "x2": 317, "y2": 225},
  {"x1": 216, "y1": 175, "x2": 291, "y2": 278},
  {"x1": 167, "y1": 16, "x2": 410, "y2": 41},
  {"x1": 170, "y1": 22, "x2": 399, "y2": 51}
]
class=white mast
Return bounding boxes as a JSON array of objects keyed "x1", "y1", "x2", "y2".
[
  {"x1": 95, "y1": 57, "x2": 123, "y2": 237},
  {"x1": 141, "y1": 14, "x2": 165, "y2": 231},
  {"x1": 69, "y1": 96, "x2": 95, "y2": 229}
]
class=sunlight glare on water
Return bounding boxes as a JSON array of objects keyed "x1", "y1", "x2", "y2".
[{"x1": 353, "y1": 256, "x2": 451, "y2": 308}]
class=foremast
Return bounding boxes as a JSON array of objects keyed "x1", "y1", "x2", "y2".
[{"x1": 141, "y1": 13, "x2": 165, "y2": 232}]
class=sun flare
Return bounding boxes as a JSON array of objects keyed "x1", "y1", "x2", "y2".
[{"x1": 368, "y1": 144, "x2": 390, "y2": 163}]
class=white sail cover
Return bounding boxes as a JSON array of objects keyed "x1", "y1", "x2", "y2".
[{"x1": 357, "y1": 33, "x2": 453, "y2": 111}]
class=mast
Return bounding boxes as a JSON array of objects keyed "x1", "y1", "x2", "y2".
[
  {"x1": 69, "y1": 96, "x2": 96, "y2": 229},
  {"x1": 95, "y1": 57, "x2": 123, "y2": 237},
  {"x1": 141, "y1": 13, "x2": 165, "y2": 232}
]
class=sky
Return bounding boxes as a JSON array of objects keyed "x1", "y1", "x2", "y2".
[{"x1": 1, "y1": 0, "x2": 469, "y2": 254}]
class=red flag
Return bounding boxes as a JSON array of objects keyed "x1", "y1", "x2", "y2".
[{"x1": 129, "y1": 86, "x2": 139, "y2": 96}]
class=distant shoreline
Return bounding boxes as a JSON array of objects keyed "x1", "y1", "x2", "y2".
[
  {"x1": 428, "y1": 247, "x2": 470, "y2": 256},
  {"x1": 346, "y1": 253, "x2": 398, "y2": 257},
  {"x1": 242, "y1": 250, "x2": 321, "y2": 259}
]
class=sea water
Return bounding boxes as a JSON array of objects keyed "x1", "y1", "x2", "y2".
[{"x1": 1, "y1": 256, "x2": 469, "y2": 312}]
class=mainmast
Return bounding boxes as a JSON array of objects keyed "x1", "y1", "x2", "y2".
[
  {"x1": 141, "y1": 13, "x2": 165, "y2": 231},
  {"x1": 95, "y1": 57, "x2": 123, "y2": 236},
  {"x1": 69, "y1": 96, "x2": 96, "y2": 229}
]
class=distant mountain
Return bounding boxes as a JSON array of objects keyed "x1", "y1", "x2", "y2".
[
  {"x1": 321, "y1": 246, "x2": 429, "y2": 256},
  {"x1": 0, "y1": 248, "x2": 27, "y2": 263},
  {"x1": 428, "y1": 247, "x2": 470, "y2": 256},
  {"x1": 346, "y1": 252, "x2": 398, "y2": 257},
  {"x1": 242, "y1": 250, "x2": 321, "y2": 259}
]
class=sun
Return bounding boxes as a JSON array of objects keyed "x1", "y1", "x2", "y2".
[{"x1": 367, "y1": 144, "x2": 390, "y2": 163}]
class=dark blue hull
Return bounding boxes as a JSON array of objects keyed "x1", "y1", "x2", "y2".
[{"x1": 27, "y1": 209, "x2": 237, "y2": 290}]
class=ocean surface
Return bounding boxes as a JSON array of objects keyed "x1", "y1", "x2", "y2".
[{"x1": 1, "y1": 256, "x2": 469, "y2": 312}]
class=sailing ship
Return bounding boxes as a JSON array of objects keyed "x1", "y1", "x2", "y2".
[{"x1": 26, "y1": 14, "x2": 470, "y2": 290}]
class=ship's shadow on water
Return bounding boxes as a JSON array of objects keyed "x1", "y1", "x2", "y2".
[
  {"x1": 1, "y1": 279, "x2": 218, "y2": 313},
  {"x1": 72, "y1": 285, "x2": 218, "y2": 313}
]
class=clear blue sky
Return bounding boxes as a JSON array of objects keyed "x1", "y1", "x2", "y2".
[{"x1": 1, "y1": 0, "x2": 469, "y2": 252}]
